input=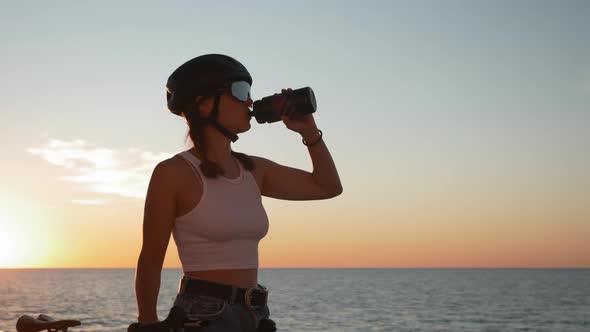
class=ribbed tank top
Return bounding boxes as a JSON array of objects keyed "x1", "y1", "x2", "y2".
[{"x1": 172, "y1": 150, "x2": 269, "y2": 271}]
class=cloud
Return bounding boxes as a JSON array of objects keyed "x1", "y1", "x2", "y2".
[{"x1": 28, "y1": 139, "x2": 174, "y2": 200}]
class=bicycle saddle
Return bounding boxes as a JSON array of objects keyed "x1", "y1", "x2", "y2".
[{"x1": 16, "y1": 314, "x2": 81, "y2": 332}]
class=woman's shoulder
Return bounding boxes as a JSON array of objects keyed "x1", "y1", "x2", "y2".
[
  {"x1": 156, "y1": 152, "x2": 187, "y2": 169},
  {"x1": 152, "y1": 152, "x2": 196, "y2": 183},
  {"x1": 242, "y1": 154, "x2": 269, "y2": 180}
]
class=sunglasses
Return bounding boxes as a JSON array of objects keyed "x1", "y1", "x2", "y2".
[{"x1": 223, "y1": 80, "x2": 252, "y2": 102}]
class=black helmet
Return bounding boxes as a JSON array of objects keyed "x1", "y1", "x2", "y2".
[{"x1": 165, "y1": 54, "x2": 253, "y2": 142}]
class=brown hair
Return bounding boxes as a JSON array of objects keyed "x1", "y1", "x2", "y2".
[{"x1": 181, "y1": 99, "x2": 254, "y2": 178}]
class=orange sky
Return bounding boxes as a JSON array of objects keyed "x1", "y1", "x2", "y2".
[
  {"x1": 1, "y1": 2, "x2": 589, "y2": 269},
  {"x1": 1, "y1": 187, "x2": 588, "y2": 269}
]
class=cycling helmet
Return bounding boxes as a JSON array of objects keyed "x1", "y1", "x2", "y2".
[{"x1": 166, "y1": 54, "x2": 253, "y2": 142}]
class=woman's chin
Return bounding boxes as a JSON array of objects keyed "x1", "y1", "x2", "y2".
[{"x1": 236, "y1": 122, "x2": 251, "y2": 134}]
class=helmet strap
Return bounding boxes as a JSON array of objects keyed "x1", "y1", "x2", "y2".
[{"x1": 204, "y1": 94, "x2": 240, "y2": 142}]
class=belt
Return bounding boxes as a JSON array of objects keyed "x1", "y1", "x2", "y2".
[{"x1": 178, "y1": 276, "x2": 268, "y2": 309}]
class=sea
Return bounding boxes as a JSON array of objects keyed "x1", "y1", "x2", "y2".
[{"x1": 0, "y1": 268, "x2": 588, "y2": 332}]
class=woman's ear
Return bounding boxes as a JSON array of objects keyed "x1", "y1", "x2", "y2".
[{"x1": 194, "y1": 95, "x2": 215, "y2": 117}]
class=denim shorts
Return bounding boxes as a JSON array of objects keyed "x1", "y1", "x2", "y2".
[{"x1": 172, "y1": 283, "x2": 274, "y2": 332}]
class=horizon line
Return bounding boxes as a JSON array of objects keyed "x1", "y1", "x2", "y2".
[{"x1": 1, "y1": 267, "x2": 589, "y2": 270}]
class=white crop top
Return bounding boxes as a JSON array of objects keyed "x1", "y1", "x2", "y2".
[{"x1": 172, "y1": 150, "x2": 269, "y2": 271}]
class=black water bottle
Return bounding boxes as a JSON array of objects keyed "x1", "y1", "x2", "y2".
[{"x1": 250, "y1": 87, "x2": 317, "y2": 124}]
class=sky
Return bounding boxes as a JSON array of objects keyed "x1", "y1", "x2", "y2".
[{"x1": 0, "y1": 0, "x2": 589, "y2": 268}]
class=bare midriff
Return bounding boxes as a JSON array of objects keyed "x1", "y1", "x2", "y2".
[{"x1": 184, "y1": 268, "x2": 259, "y2": 289}]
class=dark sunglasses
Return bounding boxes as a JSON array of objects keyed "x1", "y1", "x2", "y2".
[{"x1": 222, "y1": 80, "x2": 251, "y2": 102}]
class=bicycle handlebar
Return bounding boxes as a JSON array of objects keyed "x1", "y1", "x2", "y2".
[{"x1": 127, "y1": 306, "x2": 187, "y2": 332}]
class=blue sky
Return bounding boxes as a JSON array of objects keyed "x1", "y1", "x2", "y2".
[
  {"x1": 1, "y1": 1, "x2": 589, "y2": 267},
  {"x1": 2, "y1": 0, "x2": 589, "y2": 202}
]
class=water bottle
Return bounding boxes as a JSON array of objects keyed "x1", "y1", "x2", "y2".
[{"x1": 250, "y1": 87, "x2": 317, "y2": 124}]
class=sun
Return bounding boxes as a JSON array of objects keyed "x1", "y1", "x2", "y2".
[
  {"x1": 0, "y1": 212, "x2": 31, "y2": 268},
  {"x1": 0, "y1": 227, "x2": 25, "y2": 268},
  {"x1": 0, "y1": 194, "x2": 54, "y2": 268}
]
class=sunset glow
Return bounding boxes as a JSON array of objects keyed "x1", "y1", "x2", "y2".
[
  {"x1": 0, "y1": 195, "x2": 56, "y2": 268},
  {"x1": 1, "y1": 2, "x2": 589, "y2": 269}
]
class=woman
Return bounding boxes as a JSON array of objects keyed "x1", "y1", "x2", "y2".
[{"x1": 134, "y1": 54, "x2": 342, "y2": 331}]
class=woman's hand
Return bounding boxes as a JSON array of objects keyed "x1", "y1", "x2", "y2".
[{"x1": 279, "y1": 88, "x2": 318, "y2": 135}]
